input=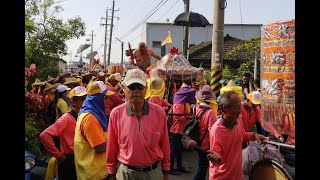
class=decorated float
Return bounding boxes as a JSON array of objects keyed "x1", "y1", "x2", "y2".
[
  {"x1": 149, "y1": 48, "x2": 204, "y2": 103},
  {"x1": 260, "y1": 19, "x2": 295, "y2": 136}
]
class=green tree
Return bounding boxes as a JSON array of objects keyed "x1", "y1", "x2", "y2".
[
  {"x1": 222, "y1": 64, "x2": 236, "y2": 80},
  {"x1": 25, "y1": 0, "x2": 86, "y2": 156},
  {"x1": 224, "y1": 36, "x2": 261, "y2": 80},
  {"x1": 25, "y1": 0, "x2": 86, "y2": 87}
]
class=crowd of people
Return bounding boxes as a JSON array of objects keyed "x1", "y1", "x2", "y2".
[{"x1": 27, "y1": 42, "x2": 294, "y2": 180}]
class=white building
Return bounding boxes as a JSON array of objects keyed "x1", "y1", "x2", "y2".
[
  {"x1": 140, "y1": 22, "x2": 262, "y2": 64},
  {"x1": 57, "y1": 58, "x2": 67, "y2": 72}
]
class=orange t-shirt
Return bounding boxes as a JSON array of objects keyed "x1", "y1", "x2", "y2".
[{"x1": 80, "y1": 113, "x2": 106, "y2": 147}]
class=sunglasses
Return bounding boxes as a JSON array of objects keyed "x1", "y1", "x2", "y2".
[{"x1": 127, "y1": 84, "x2": 145, "y2": 91}]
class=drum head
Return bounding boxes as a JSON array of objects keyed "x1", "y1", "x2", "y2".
[{"x1": 250, "y1": 159, "x2": 293, "y2": 180}]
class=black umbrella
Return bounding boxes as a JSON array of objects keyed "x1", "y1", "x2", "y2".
[
  {"x1": 172, "y1": 12, "x2": 210, "y2": 27},
  {"x1": 76, "y1": 44, "x2": 91, "y2": 54}
]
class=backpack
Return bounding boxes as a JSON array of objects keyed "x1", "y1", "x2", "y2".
[{"x1": 181, "y1": 105, "x2": 210, "y2": 149}]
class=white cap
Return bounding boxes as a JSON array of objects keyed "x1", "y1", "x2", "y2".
[
  {"x1": 98, "y1": 71, "x2": 105, "y2": 77},
  {"x1": 56, "y1": 85, "x2": 71, "y2": 93},
  {"x1": 123, "y1": 69, "x2": 147, "y2": 86}
]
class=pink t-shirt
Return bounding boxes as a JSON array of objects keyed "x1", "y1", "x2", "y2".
[
  {"x1": 170, "y1": 103, "x2": 193, "y2": 135},
  {"x1": 209, "y1": 118, "x2": 255, "y2": 180},
  {"x1": 106, "y1": 101, "x2": 171, "y2": 174},
  {"x1": 39, "y1": 112, "x2": 76, "y2": 158},
  {"x1": 194, "y1": 105, "x2": 217, "y2": 150}
]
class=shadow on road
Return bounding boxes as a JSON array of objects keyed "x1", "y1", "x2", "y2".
[{"x1": 169, "y1": 150, "x2": 208, "y2": 180}]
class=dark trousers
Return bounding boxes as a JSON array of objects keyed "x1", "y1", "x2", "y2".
[
  {"x1": 193, "y1": 150, "x2": 209, "y2": 180},
  {"x1": 59, "y1": 154, "x2": 77, "y2": 180},
  {"x1": 170, "y1": 133, "x2": 183, "y2": 170}
]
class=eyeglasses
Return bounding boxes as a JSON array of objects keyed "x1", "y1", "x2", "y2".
[{"x1": 127, "y1": 84, "x2": 145, "y2": 91}]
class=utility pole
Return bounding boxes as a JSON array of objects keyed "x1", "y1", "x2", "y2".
[
  {"x1": 88, "y1": 30, "x2": 96, "y2": 67},
  {"x1": 107, "y1": 0, "x2": 119, "y2": 66},
  {"x1": 121, "y1": 41, "x2": 124, "y2": 65},
  {"x1": 182, "y1": 0, "x2": 190, "y2": 58},
  {"x1": 210, "y1": 0, "x2": 226, "y2": 96},
  {"x1": 101, "y1": 8, "x2": 108, "y2": 68},
  {"x1": 115, "y1": 37, "x2": 123, "y2": 65}
]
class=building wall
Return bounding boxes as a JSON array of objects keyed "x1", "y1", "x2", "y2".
[
  {"x1": 142, "y1": 22, "x2": 261, "y2": 64},
  {"x1": 58, "y1": 59, "x2": 67, "y2": 72}
]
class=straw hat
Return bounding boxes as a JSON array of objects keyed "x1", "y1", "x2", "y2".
[
  {"x1": 43, "y1": 82, "x2": 55, "y2": 91},
  {"x1": 150, "y1": 77, "x2": 163, "y2": 90},
  {"x1": 47, "y1": 75, "x2": 57, "y2": 83},
  {"x1": 32, "y1": 78, "x2": 44, "y2": 86},
  {"x1": 58, "y1": 72, "x2": 71, "y2": 79},
  {"x1": 220, "y1": 80, "x2": 244, "y2": 98},
  {"x1": 63, "y1": 77, "x2": 80, "y2": 85}
]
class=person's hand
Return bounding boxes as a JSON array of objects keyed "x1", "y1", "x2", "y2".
[
  {"x1": 243, "y1": 88, "x2": 249, "y2": 95},
  {"x1": 206, "y1": 150, "x2": 222, "y2": 164},
  {"x1": 274, "y1": 132, "x2": 284, "y2": 142},
  {"x1": 128, "y1": 58, "x2": 133, "y2": 64},
  {"x1": 163, "y1": 173, "x2": 169, "y2": 180},
  {"x1": 253, "y1": 133, "x2": 268, "y2": 144},
  {"x1": 57, "y1": 153, "x2": 67, "y2": 164}
]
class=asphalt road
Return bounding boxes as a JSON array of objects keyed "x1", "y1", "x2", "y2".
[{"x1": 169, "y1": 150, "x2": 209, "y2": 180}]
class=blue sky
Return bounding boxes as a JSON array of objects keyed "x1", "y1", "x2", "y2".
[{"x1": 56, "y1": 0, "x2": 295, "y2": 65}]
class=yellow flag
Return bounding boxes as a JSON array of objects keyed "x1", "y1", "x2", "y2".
[{"x1": 161, "y1": 30, "x2": 172, "y2": 46}]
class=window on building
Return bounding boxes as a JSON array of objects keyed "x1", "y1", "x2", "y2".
[
  {"x1": 161, "y1": 46, "x2": 166, "y2": 56},
  {"x1": 152, "y1": 41, "x2": 161, "y2": 48}
]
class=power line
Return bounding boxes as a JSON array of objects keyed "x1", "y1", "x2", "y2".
[
  {"x1": 118, "y1": 0, "x2": 169, "y2": 41},
  {"x1": 127, "y1": 0, "x2": 180, "y2": 43},
  {"x1": 119, "y1": 0, "x2": 167, "y2": 40},
  {"x1": 239, "y1": 0, "x2": 245, "y2": 40},
  {"x1": 116, "y1": 0, "x2": 157, "y2": 36}
]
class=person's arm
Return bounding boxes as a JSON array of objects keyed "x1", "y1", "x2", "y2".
[
  {"x1": 150, "y1": 49, "x2": 162, "y2": 60},
  {"x1": 81, "y1": 115, "x2": 107, "y2": 153},
  {"x1": 106, "y1": 111, "x2": 120, "y2": 175},
  {"x1": 39, "y1": 114, "x2": 69, "y2": 159},
  {"x1": 208, "y1": 128, "x2": 223, "y2": 164},
  {"x1": 238, "y1": 116, "x2": 255, "y2": 142},
  {"x1": 129, "y1": 50, "x2": 138, "y2": 65},
  {"x1": 256, "y1": 107, "x2": 283, "y2": 140},
  {"x1": 160, "y1": 99, "x2": 172, "y2": 107},
  {"x1": 207, "y1": 110, "x2": 217, "y2": 130},
  {"x1": 160, "y1": 109, "x2": 171, "y2": 172}
]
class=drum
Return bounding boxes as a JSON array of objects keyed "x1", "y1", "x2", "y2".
[{"x1": 250, "y1": 159, "x2": 293, "y2": 180}]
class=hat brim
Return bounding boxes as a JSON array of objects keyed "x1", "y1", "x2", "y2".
[
  {"x1": 105, "y1": 90, "x2": 115, "y2": 96},
  {"x1": 250, "y1": 99, "x2": 261, "y2": 105},
  {"x1": 124, "y1": 79, "x2": 146, "y2": 87},
  {"x1": 44, "y1": 86, "x2": 55, "y2": 91}
]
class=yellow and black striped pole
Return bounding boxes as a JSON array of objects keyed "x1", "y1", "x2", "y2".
[
  {"x1": 210, "y1": 64, "x2": 222, "y2": 97},
  {"x1": 211, "y1": 0, "x2": 225, "y2": 97}
]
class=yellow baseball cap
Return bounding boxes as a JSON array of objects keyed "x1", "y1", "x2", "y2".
[
  {"x1": 247, "y1": 91, "x2": 261, "y2": 105},
  {"x1": 86, "y1": 81, "x2": 115, "y2": 96},
  {"x1": 68, "y1": 86, "x2": 87, "y2": 99},
  {"x1": 109, "y1": 73, "x2": 122, "y2": 82}
]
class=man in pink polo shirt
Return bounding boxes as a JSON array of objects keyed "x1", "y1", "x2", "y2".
[
  {"x1": 106, "y1": 69, "x2": 170, "y2": 180},
  {"x1": 39, "y1": 86, "x2": 87, "y2": 180},
  {"x1": 207, "y1": 91, "x2": 267, "y2": 180}
]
